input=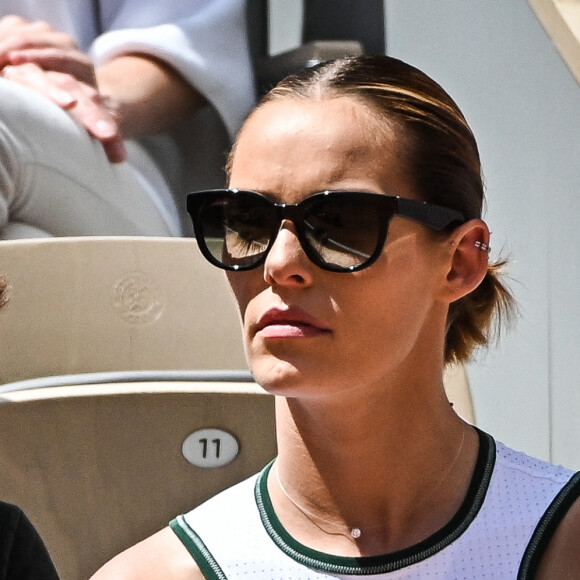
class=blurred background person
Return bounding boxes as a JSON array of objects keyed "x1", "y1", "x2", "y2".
[{"x1": 0, "y1": 0, "x2": 254, "y2": 238}]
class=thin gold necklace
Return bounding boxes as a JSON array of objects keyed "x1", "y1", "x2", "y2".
[
  {"x1": 274, "y1": 424, "x2": 467, "y2": 541},
  {"x1": 275, "y1": 464, "x2": 365, "y2": 540}
]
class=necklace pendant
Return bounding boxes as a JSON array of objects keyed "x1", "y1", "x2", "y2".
[{"x1": 350, "y1": 527, "x2": 361, "y2": 539}]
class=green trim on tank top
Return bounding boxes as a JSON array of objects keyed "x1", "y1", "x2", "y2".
[
  {"x1": 517, "y1": 470, "x2": 580, "y2": 579},
  {"x1": 254, "y1": 428, "x2": 495, "y2": 575},
  {"x1": 169, "y1": 515, "x2": 228, "y2": 580}
]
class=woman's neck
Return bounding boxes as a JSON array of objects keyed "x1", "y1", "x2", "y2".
[{"x1": 270, "y1": 381, "x2": 479, "y2": 555}]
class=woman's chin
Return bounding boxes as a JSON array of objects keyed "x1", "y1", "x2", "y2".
[{"x1": 249, "y1": 353, "x2": 311, "y2": 396}]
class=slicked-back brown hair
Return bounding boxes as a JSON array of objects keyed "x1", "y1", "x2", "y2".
[{"x1": 228, "y1": 55, "x2": 514, "y2": 363}]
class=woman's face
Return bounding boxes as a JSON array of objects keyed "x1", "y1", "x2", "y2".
[{"x1": 227, "y1": 97, "x2": 452, "y2": 399}]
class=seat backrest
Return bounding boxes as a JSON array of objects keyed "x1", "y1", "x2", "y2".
[
  {"x1": 246, "y1": 0, "x2": 386, "y2": 59},
  {"x1": 444, "y1": 364, "x2": 475, "y2": 424},
  {"x1": 302, "y1": 0, "x2": 385, "y2": 54},
  {"x1": 0, "y1": 381, "x2": 276, "y2": 580},
  {"x1": 0, "y1": 237, "x2": 247, "y2": 385},
  {"x1": 246, "y1": 0, "x2": 371, "y2": 95}
]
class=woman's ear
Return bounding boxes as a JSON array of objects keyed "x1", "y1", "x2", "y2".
[{"x1": 440, "y1": 219, "x2": 490, "y2": 303}]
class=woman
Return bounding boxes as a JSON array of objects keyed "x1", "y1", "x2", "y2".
[{"x1": 90, "y1": 55, "x2": 580, "y2": 578}]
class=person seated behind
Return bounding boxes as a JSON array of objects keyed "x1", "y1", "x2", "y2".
[
  {"x1": 0, "y1": 280, "x2": 59, "y2": 579},
  {"x1": 90, "y1": 55, "x2": 580, "y2": 578},
  {"x1": 0, "y1": 1, "x2": 255, "y2": 239},
  {"x1": 0, "y1": 501, "x2": 59, "y2": 579}
]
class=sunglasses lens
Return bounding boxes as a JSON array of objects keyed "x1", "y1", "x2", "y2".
[
  {"x1": 304, "y1": 196, "x2": 384, "y2": 270},
  {"x1": 192, "y1": 191, "x2": 392, "y2": 272},
  {"x1": 199, "y1": 193, "x2": 275, "y2": 269}
]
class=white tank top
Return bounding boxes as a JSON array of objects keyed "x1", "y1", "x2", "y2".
[{"x1": 171, "y1": 430, "x2": 580, "y2": 579}]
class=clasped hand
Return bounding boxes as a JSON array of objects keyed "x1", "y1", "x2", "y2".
[{"x1": 0, "y1": 15, "x2": 127, "y2": 163}]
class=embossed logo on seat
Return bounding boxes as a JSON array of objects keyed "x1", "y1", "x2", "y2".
[{"x1": 112, "y1": 272, "x2": 163, "y2": 323}]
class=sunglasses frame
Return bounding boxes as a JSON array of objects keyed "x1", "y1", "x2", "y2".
[{"x1": 187, "y1": 189, "x2": 465, "y2": 273}]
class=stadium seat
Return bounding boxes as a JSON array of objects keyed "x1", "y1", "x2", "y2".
[
  {"x1": 0, "y1": 379, "x2": 276, "y2": 580},
  {"x1": 0, "y1": 236, "x2": 247, "y2": 386}
]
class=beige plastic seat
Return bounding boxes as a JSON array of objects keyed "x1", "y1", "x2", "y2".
[
  {"x1": 444, "y1": 364, "x2": 475, "y2": 424},
  {"x1": 0, "y1": 236, "x2": 247, "y2": 385},
  {"x1": 0, "y1": 380, "x2": 276, "y2": 580},
  {"x1": 0, "y1": 237, "x2": 269, "y2": 578}
]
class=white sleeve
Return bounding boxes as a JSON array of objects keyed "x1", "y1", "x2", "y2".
[{"x1": 89, "y1": 0, "x2": 255, "y2": 140}]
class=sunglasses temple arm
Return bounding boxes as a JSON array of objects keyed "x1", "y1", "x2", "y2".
[{"x1": 397, "y1": 198, "x2": 465, "y2": 230}]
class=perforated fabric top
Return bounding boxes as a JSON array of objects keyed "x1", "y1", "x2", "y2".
[{"x1": 171, "y1": 430, "x2": 578, "y2": 579}]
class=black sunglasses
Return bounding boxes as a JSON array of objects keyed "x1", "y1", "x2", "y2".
[{"x1": 187, "y1": 189, "x2": 465, "y2": 273}]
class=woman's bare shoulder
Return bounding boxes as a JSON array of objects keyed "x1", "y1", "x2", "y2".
[
  {"x1": 534, "y1": 495, "x2": 580, "y2": 578},
  {"x1": 89, "y1": 526, "x2": 204, "y2": 580}
]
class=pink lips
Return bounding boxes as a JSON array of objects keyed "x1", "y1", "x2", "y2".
[{"x1": 256, "y1": 307, "x2": 331, "y2": 339}]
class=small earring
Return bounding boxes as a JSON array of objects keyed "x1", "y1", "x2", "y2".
[{"x1": 474, "y1": 240, "x2": 490, "y2": 252}]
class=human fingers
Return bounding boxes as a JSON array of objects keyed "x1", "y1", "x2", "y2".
[
  {"x1": 53, "y1": 76, "x2": 127, "y2": 163},
  {"x1": 0, "y1": 16, "x2": 77, "y2": 66},
  {"x1": 0, "y1": 15, "x2": 77, "y2": 48},
  {"x1": 0, "y1": 14, "x2": 29, "y2": 33},
  {"x1": 2, "y1": 63, "x2": 127, "y2": 163},
  {"x1": 0, "y1": 62, "x2": 77, "y2": 109},
  {"x1": 100, "y1": 137, "x2": 129, "y2": 164},
  {"x1": 7, "y1": 47, "x2": 96, "y2": 86}
]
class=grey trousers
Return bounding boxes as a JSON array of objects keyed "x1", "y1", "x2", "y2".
[{"x1": 0, "y1": 78, "x2": 181, "y2": 239}]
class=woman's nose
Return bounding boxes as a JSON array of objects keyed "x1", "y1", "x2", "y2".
[{"x1": 263, "y1": 221, "x2": 314, "y2": 287}]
